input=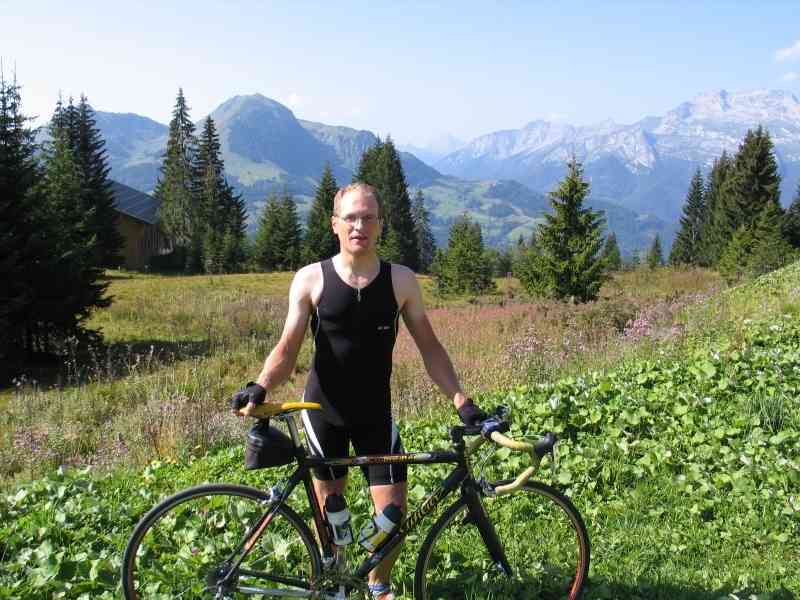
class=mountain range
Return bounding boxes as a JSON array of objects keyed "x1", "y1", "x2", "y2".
[
  {"x1": 76, "y1": 89, "x2": 800, "y2": 255},
  {"x1": 435, "y1": 89, "x2": 800, "y2": 222}
]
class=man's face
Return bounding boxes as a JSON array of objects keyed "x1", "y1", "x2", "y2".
[{"x1": 332, "y1": 190, "x2": 382, "y2": 256}]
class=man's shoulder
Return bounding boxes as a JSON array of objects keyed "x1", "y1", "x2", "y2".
[
  {"x1": 387, "y1": 262, "x2": 416, "y2": 280},
  {"x1": 388, "y1": 263, "x2": 420, "y2": 302},
  {"x1": 292, "y1": 262, "x2": 323, "y2": 292}
]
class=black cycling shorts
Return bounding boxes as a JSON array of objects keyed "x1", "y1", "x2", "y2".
[{"x1": 301, "y1": 409, "x2": 407, "y2": 486}]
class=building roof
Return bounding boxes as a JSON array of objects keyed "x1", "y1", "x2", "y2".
[{"x1": 110, "y1": 180, "x2": 160, "y2": 225}]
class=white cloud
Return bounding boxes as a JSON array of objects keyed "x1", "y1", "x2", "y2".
[
  {"x1": 781, "y1": 71, "x2": 799, "y2": 82},
  {"x1": 776, "y1": 39, "x2": 800, "y2": 62}
]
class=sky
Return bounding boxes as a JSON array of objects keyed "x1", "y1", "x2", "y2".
[{"x1": 4, "y1": 1, "x2": 800, "y2": 147}]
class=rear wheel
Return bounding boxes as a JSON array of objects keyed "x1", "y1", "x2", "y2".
[
  {"x1": 414, "y1": 481, "x2": 589, "y2": 600},
  {"x1": 122, "y1": 483, "x2": 322, "y2": 599}
]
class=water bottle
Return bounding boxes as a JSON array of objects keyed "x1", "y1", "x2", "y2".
[
  {"x1": 324, "y1": 494, "x2": 353, "y2": 546},
  {"x1": 358, "y1": 503, "x2": 403, "y2": 552}
]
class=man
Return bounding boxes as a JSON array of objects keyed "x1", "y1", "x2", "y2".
[{"x1": 233, "y1": 182, "x2": 488, "y2": 599}]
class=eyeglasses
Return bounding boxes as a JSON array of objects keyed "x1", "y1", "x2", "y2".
[{"x1": 337, "y1": 214, "x2": 380, "y2": 227}]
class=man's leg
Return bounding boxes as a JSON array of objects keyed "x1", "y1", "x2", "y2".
[
  {"x1": 368, "y1": 481, "x2": 408, "y2": 593},
  {"x1": 311, "y1": 475, "x2": 348, "y2": 516}
]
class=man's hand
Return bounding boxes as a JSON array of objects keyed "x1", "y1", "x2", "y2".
[
  {"x1": 230, "y1": 382, "x2": 267, "y2": 410},
  {"x1": 479, "y1": 415, "x2": 505, "y2": 439},
  {"x1": 457, "y1": 400, "x2": 486, "y2": 427},
  {"x1": 231, "y1": 382, "x2": 287, "y2": 418}
]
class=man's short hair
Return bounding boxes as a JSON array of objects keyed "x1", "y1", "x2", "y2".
[{"x1": 333, "y1": 182, "x2": 383, "y2": 218}]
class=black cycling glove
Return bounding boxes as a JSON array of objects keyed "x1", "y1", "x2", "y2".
[
  {"x1": 457, "y1": 400, "x2": 487, "y2": 427},
  {"x1": 230, "y1": 382, "x2": 267, "y2": 410},
  {"x1": 480, "y1": 416, "x2": 505, "y2": 439}
]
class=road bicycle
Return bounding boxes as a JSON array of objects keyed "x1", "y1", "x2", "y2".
[{"x1": 121, "y1": 402, "x2": 590, "y2": 599}]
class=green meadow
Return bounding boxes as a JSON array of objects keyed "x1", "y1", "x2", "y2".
[{"x1": 1, "y1": 263, "x2": 798, "y2": 598}]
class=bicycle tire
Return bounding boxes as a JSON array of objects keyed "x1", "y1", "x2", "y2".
[
  {"x1": 414, "y1": 480, "x2": 590, "y2": 600},
  {"x1": 121, "y1": 483, "x2": 322, "y2": 599}
]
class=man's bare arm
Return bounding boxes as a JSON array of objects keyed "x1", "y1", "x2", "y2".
[
  {"x1": 237, "y1": 266, "x2": 316, "y2": 416},
  {"x1": 395, "y1": 266, "x2": 469, "y2": 410}
]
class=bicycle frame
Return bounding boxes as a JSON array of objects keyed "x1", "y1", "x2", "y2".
[{"x1": 220, "y1": 413, "x2": 524, "y2": 595}]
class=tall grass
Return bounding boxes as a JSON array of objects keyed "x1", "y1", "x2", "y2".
[{"x1": 1, "y1": 267, "x2": 724, "y2": 483}]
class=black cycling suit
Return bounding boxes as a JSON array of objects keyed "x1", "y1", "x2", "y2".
[{"x1": 302, "y1": 258, "x2": 407, "y2": 485}]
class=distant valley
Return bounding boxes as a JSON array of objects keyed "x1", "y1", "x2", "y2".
[{"x1": 81, "y1": 89, "x2": 800, "y2": 255}]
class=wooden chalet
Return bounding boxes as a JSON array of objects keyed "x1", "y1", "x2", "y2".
[{"x1": 110, "y1": 181, "x2": 173, "y2": 270}]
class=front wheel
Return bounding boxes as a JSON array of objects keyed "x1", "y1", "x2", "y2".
[
  {"x1": 121, "y1": 483, "x2": 322, "y2": 599},
  {"x1": 414, "y1": 481, "x2": 590, "y2": 600}
]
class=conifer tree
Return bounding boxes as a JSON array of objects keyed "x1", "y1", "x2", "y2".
[
  {"x1": 670, "y1": 169, "x2": 705, "y2": 265},
  {"x1": 783, "y1": 183, "x2": 800, "y2": 248},
  {"x1": 355, "y1": 138, "x2": 419, "y2": 269},
  {"x1": 220, "y1": 182, "x2": 248, "y2": 272},
  {"x1": 303, "y1": 163, "x2": 339, "y2": 264},
  {"x1": 748, "y1": 201, "x2": 795, "y2": 277},
  {"x1": 411, "y1": 189, "x2": 436, "y2": 273},
  {"x1": 36, "y1": 122, "x2": 109, "y2": 346},
  {"x1": 253, "y1": 193, "x2": 282, "y2": 271},
  {"x1": 0, "y1": 71, "x2": 46, "y2": 359},
  {"x1": 601, "y1": 232, "x2": 623, "y2": 271},
  {"x1": 718, "y1": 226, "x2": 753, "y2": 284},
  {"x1": 433, "y1": 214, "x2": 494, "y2": 295},
  {"x1": 647, "y1": 235, "x2": 664, "y2": 269},
  {"x1": 196, "y1": 116, "x2": 227, "y2": 273},
  {"x1": 519, "y1": 158, "x2": 606, "y2": 302},
  {"x1": 720, "y1": 127, "x2": 781, "y2": 239},
  {"x1": 73, "y1": 95, "x2": 123, "y2": 268},
  {"x1": 698, "y1": 152, "x2": 732, "y2": 266},
  {"x1": 252, "y1": 190, "x2": 302, "y2": 271},
  {"x1": 155, "y1": 89, "x2": 198, "y2": 271},
  {"x1": 277, "y1": 191, "x2": 302, "y2": 271}
]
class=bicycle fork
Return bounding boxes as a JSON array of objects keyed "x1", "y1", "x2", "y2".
[{"x1": 462, "y1": 484, "x2": 512, "y2": 577}]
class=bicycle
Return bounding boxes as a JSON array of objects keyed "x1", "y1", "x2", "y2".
[{"x1": 121, "y1": 402, "x2": 590, "y2": 599}]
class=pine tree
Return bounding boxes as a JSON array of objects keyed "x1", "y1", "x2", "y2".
[
  {"x1": 155, "y1": 89, "x2": 198, "y2": 271},
  {"x1": 36, "y1": 121, "x2": 109, "y2": 346},
  {"x1": 718, "y1": 226, "x2": 754, "y2": 284},
  {"x1": 0, "y1": 71, "x2": 46, "y2": 359},
  {"x1": 601, "y1": 232, "x2": 623, "y2": 271},
  {"x1": 783, "y1": 183, "x2": 800, "y2": 248},
  {"x1": 748, "y1": 201, "x2": 795, "y2": 277},
  {"x1": 252, "y1": 190, "x2": 302, "y2": 271},
  {"x1": 433, "y1": 214, "x2": 494, "y2": 295},
  {"x1": 355, "y1": 138, "x2": 419, "y2": 269},
  {"x1": 303, "y1": 163, "x2": 339, "y2": 264},
  {"x1": 220, "y1": 182, "x2": 248, "y2": 272},
  {"x1": 520, "y1": 158, "x2": 606, "y2": 302},
  {"x1": 73, "y1": 95, "x2": 123, "y2": 268},
  {"x1": 647, "y1": 235, "x2": 664, "y2": 269},
  {"x1": 720, "y1": 127, "x2": 781, "y2": 240},
  {"x1": 411, "y1": 189, "x2": 436, "y2": 273},
  {"x1": 252, "y1": 193, "x2": 282, "y2": 271},
  {"x1": 196, "y1": 116, "x2": 227, "y2": 273},
  {"x1": 276, "y1": 191, "x2": 302, "y2": 271},
  {"x1": 697, "y1": 152, "x2": 732, "y2": 266},
  {"x1": 670, "y1": 169, "x2": 705, "y2": 265}
]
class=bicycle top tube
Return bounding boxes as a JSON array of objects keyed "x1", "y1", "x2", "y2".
[{"x1": 304, "y1": 449, "x2": 461, "y2": 470}]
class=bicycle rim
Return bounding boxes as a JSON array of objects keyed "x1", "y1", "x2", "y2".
[
  {"x1": 122, "y1": 484, "x2": 322, "y2": 599},
  {"x1": 414, "y1": 480, "x2": 590, "y2": 600}
]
